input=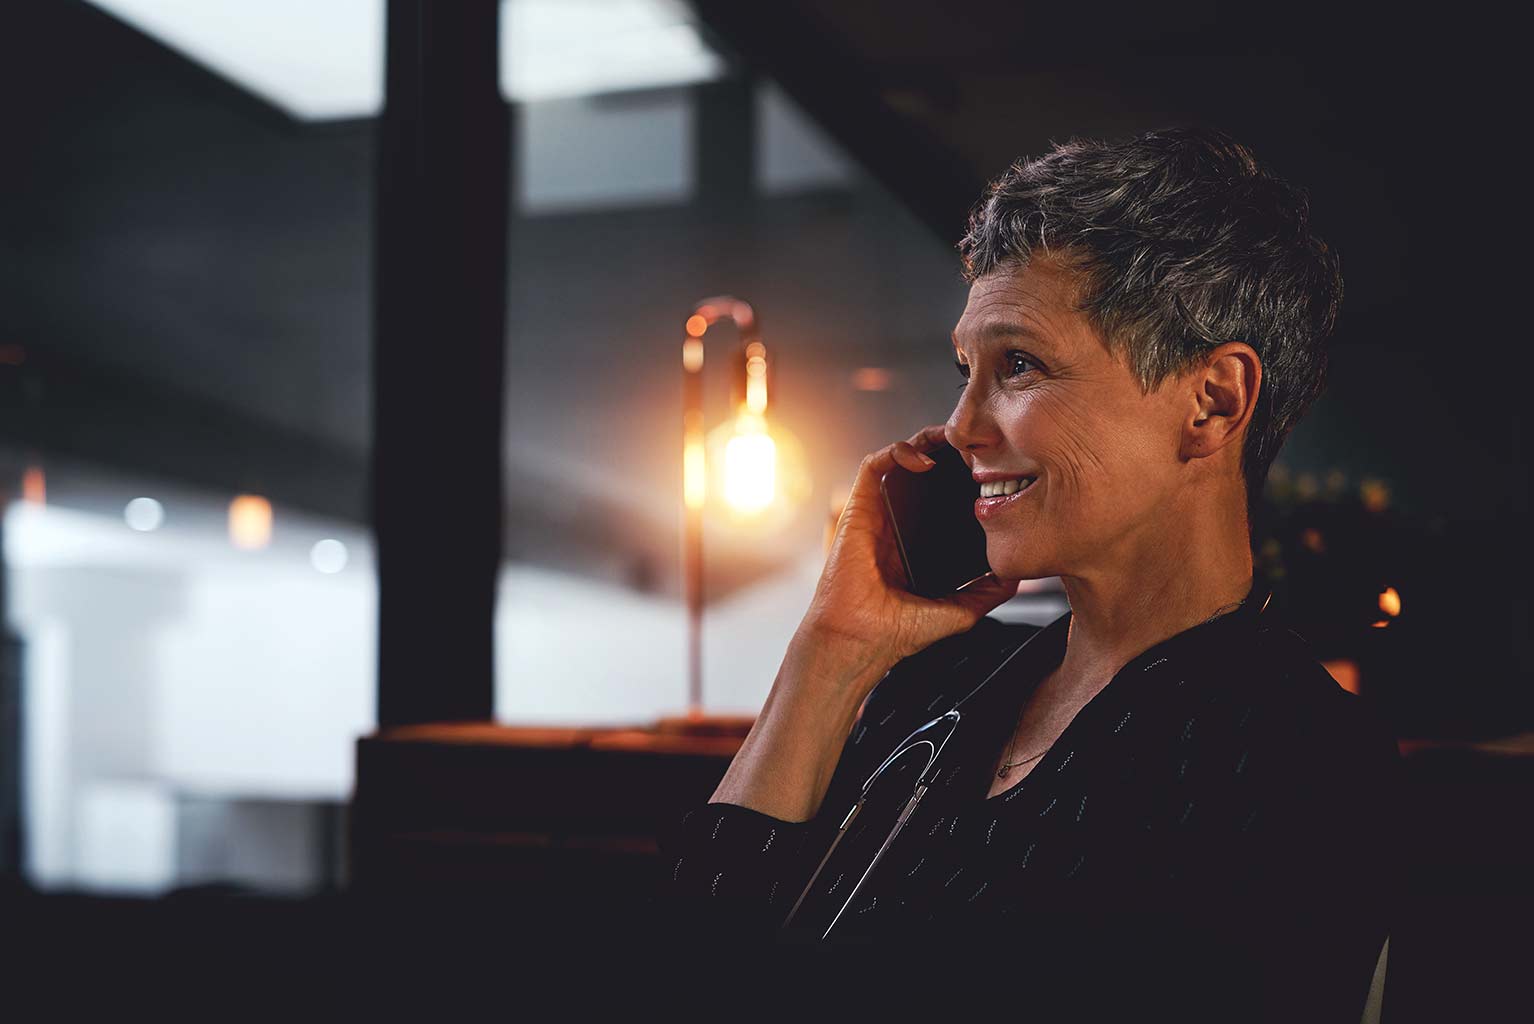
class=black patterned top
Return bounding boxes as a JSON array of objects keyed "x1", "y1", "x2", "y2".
[{"x1": 653, "y1": 581, "x2": 1405, "y2": 1022}]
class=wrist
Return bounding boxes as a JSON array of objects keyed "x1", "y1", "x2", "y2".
[{"x1": 787, "y1": 619, "x2": 897, "y2": 700}]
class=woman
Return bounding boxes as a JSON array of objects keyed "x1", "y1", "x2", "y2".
[{"x1": 656, "y1": 126, "x2": 1403, "y2": 1022}]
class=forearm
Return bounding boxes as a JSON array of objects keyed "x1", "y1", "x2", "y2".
[{"x1": 709, "y1": 623, "x2": 894, "y2": 823}]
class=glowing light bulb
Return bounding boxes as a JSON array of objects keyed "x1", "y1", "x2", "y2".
[
  {"x1": 722, "y1": 412, "x2": 776, "y2": 513},
  {"x1": 701, "y1": 407, "x2": 810, "y2": 532}
]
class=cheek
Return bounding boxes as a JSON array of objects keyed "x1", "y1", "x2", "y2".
[
  {"x1": 1009, "y1": 392, "x2": 1103, "y2": 498},
  {"x1": 1014, "y1": 393, "x2": 1158, "y2": 513}
]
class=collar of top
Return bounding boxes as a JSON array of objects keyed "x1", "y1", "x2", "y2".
[{"x1": 960, "y1": 575, "x2": 1275, "y2": 714}]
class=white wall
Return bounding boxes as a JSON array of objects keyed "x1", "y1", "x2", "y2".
[
  {"x1": 6, "y1": 496, "x2": 1067, "y2": 891},
  {"x1": 3, "y1": 498, "x2": 837, "y2": 890}
]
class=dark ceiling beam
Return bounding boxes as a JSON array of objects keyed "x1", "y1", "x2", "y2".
[{"x1": 691, "y1": 1, "x2": 983, "y2": 246}]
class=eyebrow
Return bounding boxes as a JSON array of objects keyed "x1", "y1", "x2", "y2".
[{"x1": 951, "y1": 321, "x2": 1056, "y2": 356}]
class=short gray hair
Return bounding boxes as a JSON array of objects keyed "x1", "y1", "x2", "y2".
[{"x1": 957, "y1": 125, "x2": 1343, "y2": 528}]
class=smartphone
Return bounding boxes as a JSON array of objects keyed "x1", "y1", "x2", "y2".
[{"x1": 879, "y1": 442, "x2": 992, "y2": 598}]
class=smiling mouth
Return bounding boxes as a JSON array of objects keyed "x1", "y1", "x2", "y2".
[
  {"x1": 974, "y1": 476, "x2": 1039, "y2": 521},
  {"x1": 978, "y1": 476, "x2": 1037, "y2": 498}
]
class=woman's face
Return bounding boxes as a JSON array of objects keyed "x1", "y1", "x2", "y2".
[{"x1": 944, "y1": 258, "x2": 1196, "y2": 582}]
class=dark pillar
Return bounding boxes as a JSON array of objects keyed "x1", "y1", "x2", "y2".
[{"x1": 372, "y1": 0, "x2": 508, "y2": 726}]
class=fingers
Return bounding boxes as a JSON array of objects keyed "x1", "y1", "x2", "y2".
[
  {"x1": 852, "y1": 439, "x2": 925, "y2": 496},
  {"x1": 865, "y1": 426, "x2": 952, "y2": 482},
  {"x1": 846, "y1": 424, "x2": 957, "y2": 520},
  {"x1": 906, "y1": 423, "x2": 953, "y2": 452},
  {"x1": 890, "y1": 440, "x2": 935, "y2": 472}
]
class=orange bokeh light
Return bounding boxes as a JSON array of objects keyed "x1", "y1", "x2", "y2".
[
  {"x1": 682, "y1": 337, "x2": 703, "y2": 372},
  {"x1": 229, "y1": 494, "x2": 272, "y2": 550},
  {"x1": 22, "y1": 465, "x2": 45, "y2": 505},
  {"x1": 850, "y1": 367, "x2": 893, "y2": 391},
  {"x1": 1360, "y1": 478, "x2": 1391, "y2": 513}
]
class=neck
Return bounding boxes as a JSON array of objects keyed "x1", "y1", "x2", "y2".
[{"x1": 1055, "y1": 482, "x2": 1254, "y2": 689}]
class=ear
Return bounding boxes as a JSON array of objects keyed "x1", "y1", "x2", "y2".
[{"x1": 1180, "y1": 342, "x2": 1261, "y2": 461}]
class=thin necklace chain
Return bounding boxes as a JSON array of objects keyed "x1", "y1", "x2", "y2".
[
  {"x1": 996, "y1": 746, "x2": 1047, "y2": 776},
  {"x1": 996, "y1": 595, "x2": 1249, "y2": 778}
]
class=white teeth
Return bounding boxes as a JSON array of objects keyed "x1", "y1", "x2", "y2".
[{"x1": 980, "y1": 477, "x2": 1035, "y2": 498}]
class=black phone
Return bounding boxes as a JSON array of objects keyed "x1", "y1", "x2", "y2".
[{"x1": 879, "y1": 442, "x2": 992, "y2": 598}]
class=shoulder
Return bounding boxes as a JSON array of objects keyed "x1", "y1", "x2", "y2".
[
  {"x1": 1248, "y1": 625, "x2": 1395, "y2": 744},
  {"x1": 1235, "y1": 621, "x2": 1403, "y2": 805}
]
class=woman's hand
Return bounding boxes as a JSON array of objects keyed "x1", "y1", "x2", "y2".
[
  {"x1": 799, "y1": 423, "x2": 1023, "y2": 686},
  {"x1": 709, "y1": 425, "x2": 1021, "y2": 821}
]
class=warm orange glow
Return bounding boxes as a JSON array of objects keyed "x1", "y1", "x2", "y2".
[
  {"x1": 1296, "y1": 473, "x2": 1319, "y2": 499},
  {"x1": 745, "y1": 383, "x2": 767, "y2": 415},
  {"x1": 721, "y1": 409, "x2": 776, "y2": 512},
  {"x1": 1378, "y1": 586, "x2": 1401, "y2": 617},
  {"x1": 743, "y1": 342, "x2": 768, "y2": 414},
  {"x1": 22, "y1": 465, "x2": 45, "y2": 504},
  {"x1": 684, "y1": 407, "x2": 706, "y2": 510},
  {"x1": 745, "y1": 351, "x2": 767, "y2": 415},
  {"x1": 1360, "y1": 478, "x2": 1391, "y2": 513},
  {"x1": 683, "y1": 438, "x2": 706, "y2": 510},
  {"x1": 685, "y1": 315, "x2": 708, "y2": 338},
  {"x1": 732, "y1": 300, "x2": 752, "y2": 323},
  {"x1": 1371, "y1": 620, "x2": 1390, "y2": 628},
  {"x1": 682, "y1": 337, "x2": 703, "y2": 372},
  {"x1": 1322, "y1": 659, "x2": 1361, "y2": 695},
  {"x1": 850, "y1": 367, "x2": 893, "y2": 391},
  {"x1": 1300, "y1": 527, "x2": 1325, "y2": 553},
  {"x1": 228, "y1": 494, "x2": 272, "y2": 549},
  {"x1": 699, "y1": 408, "x2": 810, "y2": 529}
]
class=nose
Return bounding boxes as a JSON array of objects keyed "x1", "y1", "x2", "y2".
[{"x1": 945, "y1": 381, "x2": 1001, "y2": 454}]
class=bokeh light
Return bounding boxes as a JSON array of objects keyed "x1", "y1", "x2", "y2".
[
  {"x1": 228, "y1": 494, "x2": 272, "y2": 550},
  {"x1": 123, "y1": 497, "x2": 164, "y2": 531},
  {"x1": 310, "y1": 538, "x2": 348, "y2": 574}
]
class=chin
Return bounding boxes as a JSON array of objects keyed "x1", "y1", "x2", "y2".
[{"x1": 984, "y1": 540, "x2": 1050, "y2": 582}]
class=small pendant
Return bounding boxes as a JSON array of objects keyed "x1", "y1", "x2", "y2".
[{"x1": 996, "y1": 766, "x2": 1010, "y2": 778}]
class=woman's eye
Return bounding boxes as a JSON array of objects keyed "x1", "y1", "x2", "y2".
[
  {"x1": 1005, "y1": 351, "x2": 1037, "y2": 377},
  {"x1": 953, "y1": 351, "x2": 1037, "y2": 389}
]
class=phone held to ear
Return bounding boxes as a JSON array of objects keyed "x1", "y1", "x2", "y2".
[{"x1": 879, "y1": 443, "x2": 993, "y2": 599}]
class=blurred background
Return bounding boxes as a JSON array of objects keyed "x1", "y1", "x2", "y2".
[{"x1": 0, "y1": 0, "x2": 1526, "y2": 1013}]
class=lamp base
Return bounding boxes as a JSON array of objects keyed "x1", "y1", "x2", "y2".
[{"x1": 654, "y1": 710, "x2": 757, "y2": 739}]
